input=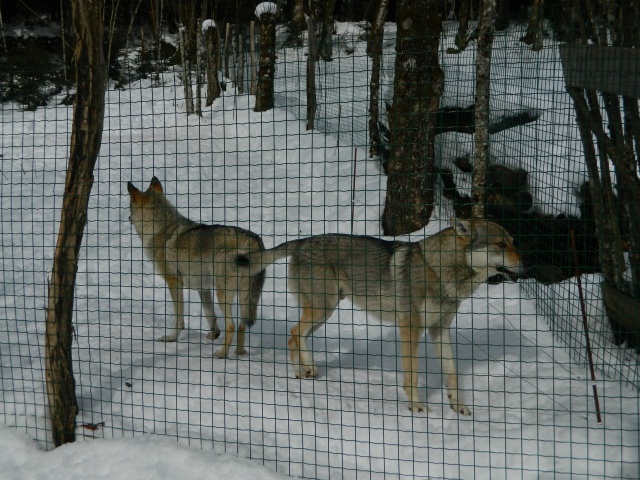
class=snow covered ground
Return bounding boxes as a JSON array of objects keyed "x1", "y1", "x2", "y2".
[{"x1": 1, "y1": 22, "x2": 638, "y2": 480}]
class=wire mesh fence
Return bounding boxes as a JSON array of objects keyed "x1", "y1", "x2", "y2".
[{"x1": 1, "y1": 10, "x2": 639, "y2": 480}]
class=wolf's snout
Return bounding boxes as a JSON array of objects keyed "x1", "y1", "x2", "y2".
[{"x1": 496, "y1": 266, "x2": 522, "y2": 282}]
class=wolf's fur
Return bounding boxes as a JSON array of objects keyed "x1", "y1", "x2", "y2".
[
  {"x1": 127, "y1": 177, "x2": 266, "y2": 358},
  {"x1": 236, "y1": 219, "x2": 523, "y2": 414}
]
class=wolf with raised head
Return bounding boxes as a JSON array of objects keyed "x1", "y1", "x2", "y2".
[
  {"x1": 236, "y1": 219, "x2": 523, "y2": 414},
  {"x1": 127, "y1": 177, "x2": 265, "y2": 358}
]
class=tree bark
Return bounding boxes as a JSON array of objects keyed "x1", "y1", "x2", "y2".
[
  {"x1": 204, "y1": 21, "x2": 221, "y2": 106},
  {"x1": 381, "y1": 0, "x2": 443, "y2": 235},
  {"x1": 46, "y1": 0, "x2": 107, "y2": 447},
  {"x1": 520, "y1": 0, "x2": 545, "y2": 51},
  {"x1": 255, "y1": 12, "x2": 276, "y2": 112},
  {"x1": 250, "y1": 21, "x2": 257, "y2": 95},
  {"x1": 454, "y1": 0, "x2": 472, "y2": 51},
  {"x1": 561, "y1": 0, "x2": 640, "y2": 297},
  {"x1": 368, "y1": 0, "x2": 389, "y2": 160},
  {"x1": 471, "y1": 0, "x2": 496, "y2": 219},
  {"x1": 318, "y1": 0, "x2": 338, "y2": 61},
  {"x1": 195, "y1": 17, "x2": 202, "y2": 115},
  {"x1": 306, "y1": 17, "x2": 318, "y2": 129},
  {"x1": 178, "y1": 25, "x2": 194, "y2": 114},
  {"x1": 289, "y1": 0, "x2": 306, "y2": 42}
]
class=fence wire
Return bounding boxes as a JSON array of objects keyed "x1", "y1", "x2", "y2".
[{"x1": 1, "y1": 14, "x2": 639, "y2": 480}]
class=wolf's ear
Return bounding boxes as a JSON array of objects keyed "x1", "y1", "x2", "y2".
[
  {"x1": 452, "y1": 218, "x2": 473, "y2": 237},
  {"x1": 149, "y1": 176, "x2": 163, "y2": 195},
  {"x1": 127, "y1": 182, "x2": 142, "y2": 202}
]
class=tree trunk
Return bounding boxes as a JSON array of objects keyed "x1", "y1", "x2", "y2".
[
  {"x1": 318, "y1": 0, "x2": 338, "y2": 61},
  {"x1": 306, "y1": 17, "x2": 318, "y2": 129},
  {"x1": 368, "y1": 0, "x2": 389, "y2": 160},
  {"x1": 520, "y1": 0, "x2": 545, "y2": 51},
  {"x1": 561, "y1": 0, "x2": 640, "y2": 301},
  {"x1": 195, "y1": 17, "x2": 202, "y2": 115},
  {"x1": 224, "y1": 23, "x2": 230, "y2": 80},
  {"x1": 454, "y1": 0, "x2": 472, "y2": 51},
  {"x1": 255, "y1": 12, "x2": 276, "y2": 112},
  {"x1": 289, "y1": 0, "x2": 306, "y2": 42},
  {"x1": 471, "y1": 0, "x2": 496, "y2": 219},
  {"x1": 46, "y1": 0, "x2": 107, "y2": 447},
  {"x1": 179, "y1": 25, "x2": 194, "y2": 114},
  {"x1": 250, "y1": 21, "x2": 257, "y2": 95},
  {"x1": 204, "y1": 21, "x2": 221, "y2": 106},
  {"x1": 381, "y1": 0, "x2": 443, "y2": 235}
]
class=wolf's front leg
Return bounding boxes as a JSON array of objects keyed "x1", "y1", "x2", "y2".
[
  {"x1": 160, "y1": 275, "x2": 185, "y2": 342},
  {"x1": 213, "y1": 289, "x2": 236, "y2": 359}
]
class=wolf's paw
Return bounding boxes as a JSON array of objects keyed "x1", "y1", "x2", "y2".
[
  {"x1": 235, "y1": 346, "x2": 247, "y2": 356},
  {"x1": 450, "y1": 402, "x2": 472, "y2": 416},
  {"x1": 158, "y1": 335, "x2": 178, "y2": 342},
  {"x1": 295, "y1": 365, "x2": 318, "y2": 379},
  {"x1": 408, "y1": 402, "x2": 429, "y2": 413},
  {"x1": 207, "y1": 329, "x2": 221, "y2": 341},
  {"x1": 213, "y1": 348, "x2": 229, "y2": 359}
]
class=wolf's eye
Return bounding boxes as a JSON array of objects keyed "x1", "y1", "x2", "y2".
[{"x1": 496, "y1": 241, "x2": 507, "y2": 248}]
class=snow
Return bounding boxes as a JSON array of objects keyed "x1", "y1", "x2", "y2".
[
  {"x1": 0, "y1": 21, "x2": 638, "y2": 480},
  {"x1": 255, "y1": 2, "x2": 278, "y2": 19},
  {"x1": 202, "y1": 19, "x2": 216, "y2": 33},
  {"x1": 0, "y1": 424, "x2": 291, "y2": 479}
]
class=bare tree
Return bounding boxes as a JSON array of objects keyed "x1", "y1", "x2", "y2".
[
  {"x1": 46, "y1": 0, "x2": 107, "y2": 447},
  {"x1": 254, "y1": 3, "x2": 277, "y2": 112},
  {"x1": 196, "y1": 17, "x2": 203, "y2": 115},
  {"x1": 306, "y1": 16, "x2": 318, "y2": 129},
  {"x1": 368, "y1": 0, "x2": 390, "y2": 160},
  {"x1": 203, "y1": 19, "x2": 221, "y2": 105},
  {"x1": 178, "y1": 24, "x2": 194, "y2": 114},
  {"x1": 289, "y1": 0, "x2": 306, "y2": 43},
  {"x1": 318, "y1": 0, "x2": 338, "y2": 61},
  {"x1": 250, "y1": 20, "x2": 257, "y2": 95},
  {"x1": 381, "y1": 0, "x2": 443, "y2": 235},
  {"x1": 471, "y1": 0, "x2": 497, "y2": 219},
  {"x1": 561, "y1": 0, "x2": 640, "y2": 299},
  {"x1": 520, "y1": 0, "x2": 544, "y2": 51},
  {"x1": 454, "y1": 0, "x2": 472, "y2": 52}
]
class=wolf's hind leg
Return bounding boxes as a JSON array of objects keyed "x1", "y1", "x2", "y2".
[
  {"x1": 198, "y1": 289, "x2": 220, "y2": 341},
  {"x1": 399, "y1": 322, "x2": 428, "y2": 413},
  {"x1": 160, "y1": 275, "x2": 185, "y2": 342}
]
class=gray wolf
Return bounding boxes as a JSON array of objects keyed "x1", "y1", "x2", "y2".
[
  {"x1": 236, "y1": 219, "x2": 523, "y2": 414},
  {"x1": 127, "y1": 177, "x2": 265, "y2": 358}
]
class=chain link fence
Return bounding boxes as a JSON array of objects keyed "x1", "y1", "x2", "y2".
[{"x1": 1, "y1": 10, "x2": 639, "y2": 480}]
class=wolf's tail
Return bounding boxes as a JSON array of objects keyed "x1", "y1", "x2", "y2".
[
  {"x1": 235, "y1": 239, "x2": 302, "y2": 277},
  {"x1": 237, "y1": 239, "x2": 302, "y2": 328}
]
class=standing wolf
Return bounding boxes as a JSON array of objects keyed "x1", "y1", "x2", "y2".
[
  {"x1": 127, "y1": 177, "x2": 266, "y2": 358},
  {"x1": 236, "y1": 219, "x2": 523, "y2": 414}
]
